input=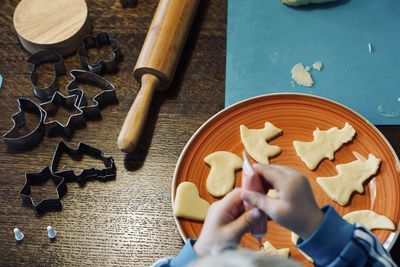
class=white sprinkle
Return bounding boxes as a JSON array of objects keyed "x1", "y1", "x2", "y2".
[
  {"x1": 368, "y1": 43, "x2": 372, "y2": 53},
  {"x1": 14, "y1": 228, "x2": 24, "y2": 241},
  {"x1": 47, "y1": 225, "x2": 57, "y2": 239}
]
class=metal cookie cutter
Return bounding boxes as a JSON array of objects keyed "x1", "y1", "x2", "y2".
[
  {"x1": 40, "y1": 92, "x2": 86, "y2": 138},
  {"x1": 20, "y1": 167, "x2": 67, "y2": 214},
  {"x1": 51, "y1": 141, "x2": 116, "y2": 185},
  {"x1": 2, "y1": 98, "x2": 45, "y2": 151},
  {"x1": 67, "y1": 69, "x2": 118, "y2": 119},
  {"x1": 77, "y1": 32, "x2": 122, "y2": 74},
  {"x1": 28, "y1": 50, "x2": 67, "y2": 99}
]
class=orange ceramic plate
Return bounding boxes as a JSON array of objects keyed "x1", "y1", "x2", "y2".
[{"x1": 172, "y1": 93, "x2": 400, "y2": 265}]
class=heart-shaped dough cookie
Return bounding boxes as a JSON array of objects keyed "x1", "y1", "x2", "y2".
[{"x1": 174, "y1": 182, "x2": 210, "y2": 222}]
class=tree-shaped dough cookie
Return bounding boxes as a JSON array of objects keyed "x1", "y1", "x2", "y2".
[
  {"x1": 240, "y1": 122, "x2": 282, "y2": 164},
  {"x1": 293, "y1": 123, "x2": 356, "y2": 170},
  {"x1": 317, "y1": 154, "x2": 381, "y2": 206},
  {"x1": 174, "y1": 182, "x2": 210, "y2": 222},
  {"x1": 204, "y1": 151, "x2": 242, "y2": 197}
]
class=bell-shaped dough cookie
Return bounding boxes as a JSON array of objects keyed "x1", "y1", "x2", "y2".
[
  {"x1": 293, "y1": 123, "x2": 356, "y2": 170},
  {"x1": 343, "y1": 210, "x2": 395, "y2": 231},
  {"x1": 174, "y1": 182, "x2": 210, "y2": 222},
  {"x1": 317, "y1": 154, "x2": 381, "y2": 206},
  {"x1": 263, "y1": 241, "x2": 290, "y2": 258},
  {"x1": 204, "y1": 151, "x2": 242, "y2": 197},
  {"x1": 240, "y1": 122, "x2": 282, "y2": 164},
  {"x1": 291, "y1": 232, "x2": 313, "y2": 263}
]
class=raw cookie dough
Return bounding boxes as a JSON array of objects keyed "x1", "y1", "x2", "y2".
[
  {"x1": 293, "y1": 123, "x2": 356, "y2": 170},
  {"x1": 291, "y1": 232, "x2": 313, "y2": 263},
  {"x1": 282, "y1": 0, "x2": 338, "y2": 7},
  {"x1": 174, "y1": 182, "x2": 210, "y2": 222},
  {"x1": 291, "y1": 63, "x2": 313, "y2": 87},
  {"x1": 312, "y1": 61, "x2": 323, "y2": 71},
  {"x1": 240, "y1": 122, "x2": 282, "y2": 164},
  {"x1": 317, "y1": 154, "x2": 381, "y2": 206},
  {"x1": 205, "y1": 151, "x2": 242, "y2": 197},
  {"x1": 343, "y1": 210, "x2": 395, "y2": 231},
  {"x1": 263, "y1": 241, "x2": 290, "y2": 258},
  {"x1": 267, "y1": 189, "x2": 278, "y2": 198}
]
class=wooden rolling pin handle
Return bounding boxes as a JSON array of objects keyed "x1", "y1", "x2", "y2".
[{"x1": 117, "y1": 74, "x2": 160, "y2": 152}]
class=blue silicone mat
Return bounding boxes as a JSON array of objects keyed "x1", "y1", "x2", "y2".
[{"x1": 225, "y1": 0, "x2": 400, "y2": 125}]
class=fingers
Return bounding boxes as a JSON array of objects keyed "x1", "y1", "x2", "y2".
[
  {"x1": 252, "y1": 163, "x2": 287, "y2": 189},
  {"x1": 226, "y1": 208, "x2": 266, "y2": 238},
  {"x1": 215, "y1": 188, "x2": 245, "y2": 219},
  {"x1": 241, "y1": 190, "x2": 280, "y2": 215},
  {"x1": 253, "y1": 163, "x2": 302, "y2": 190}
]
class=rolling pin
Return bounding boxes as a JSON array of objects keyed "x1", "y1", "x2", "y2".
[{"x1": 117, "y1": 0, "x2": 200, "y2": 153}]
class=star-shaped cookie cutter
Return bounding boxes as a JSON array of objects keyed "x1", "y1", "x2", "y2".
[
  {"x1": 2, "y1": 98, "x2": 45, "y2": 151},
  {"x1": 67, "y1": 69, "x2": 118, "y2": 119},
  {"x1": 28, "y1": 50, "x2": 67, "y2": 99},
  {"x1": 51, "y1": 141, "x2": 116, "y2": 185},
  {"x1": 20, "y1": 167, "x2": 67, "y2": 214},
  {"x1": 77, "y1": 32, "x2": 122, "y2": 74},
  {"x1": 40, "y1": 92, "x2": 86, "y2": 138}
]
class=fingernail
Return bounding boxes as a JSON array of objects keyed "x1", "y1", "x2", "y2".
[{"x1": 252, "y1": 208, "x2": 262, "y2": 219}]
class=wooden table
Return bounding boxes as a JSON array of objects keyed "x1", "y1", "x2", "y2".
[{"x1": 0, "y1": 1, "x2": 398, "y2": 266}]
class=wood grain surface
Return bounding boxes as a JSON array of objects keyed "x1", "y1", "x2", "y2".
[{"x1": 0, "y1": 1, "x2": 398, "y2": 266}]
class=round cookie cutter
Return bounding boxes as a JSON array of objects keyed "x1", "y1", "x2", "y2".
[{"x1": 13, "y1": 0, "x2": 91, "y2": 56}]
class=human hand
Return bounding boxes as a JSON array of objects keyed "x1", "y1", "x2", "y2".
[
  {"x1": 241, "y1": 164, "x2": 324, "y2": 240},
  {"x1": 194, "y1": 188, "x2": 266, "y2": 256}
]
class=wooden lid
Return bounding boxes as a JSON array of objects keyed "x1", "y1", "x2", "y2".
[{"x1": 13, "y1": 0, "x2": 90, "y2": 55}]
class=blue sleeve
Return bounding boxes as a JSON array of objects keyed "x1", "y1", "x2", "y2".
[
  {"x1": 297, "y1": 205, "x2": 396, "y2": 267},
  {"x1": 152, "y1": 239, "x2": 198, "y2": 267}
]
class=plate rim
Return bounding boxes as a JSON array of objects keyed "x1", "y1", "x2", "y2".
[{"x1": 171, "y1": 92, "x2": 400, "y2": 250}]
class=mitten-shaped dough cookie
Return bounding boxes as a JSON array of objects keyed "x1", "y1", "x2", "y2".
[
  {"x1": 205, "y1": 151, "x2": 242, "y2": 197},
  {"x1": 317, "y1": 154, "x2": 381, "y2": 206},
  {"x1": 174, "y1": 182, "x2": 210, "y2": 222},
  {"x1": 343, "y1": 210, "x2": 395, "y2": 231},
  {"x1": 293, "y1": 123, "x2": 356, "y2": 170},
  {"x1": 241, "y1": 122, "x2": 282, "y2": 164}
]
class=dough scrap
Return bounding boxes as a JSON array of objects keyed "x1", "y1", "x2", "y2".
[
  {"x1": 312, "y1": 61, "x2": 323, "y2": 71},
  {"x1": 174, "y1": 182, "x2": 210, "y2": 222},
  {"x1": 282, "y1": 0, "x2": 338, "y2": 7},
  {"x1": 240, "y1": 122, "x2": 282, "y2": 164},
  {"x1": 291, "y1": 232, "x2": 313, "y2": 263},
  {"x1": 205, "y1": 151, "x2": 242, "y2": 197},
  {"x1": 317, "y1": 154, "x2": 381, "y2": 206},
  {"x1": 343, "y1": 210, "x2": 395, "y2": 231},
  {"x1": 263, "y1": 241, "x2": 290, "y2": 258},
  {"x1": 293, "y1": 123, "x2": 356, "y2": 170},
  {"x1": 291, "y1": 63, "x2": 313, "y2": 87}
]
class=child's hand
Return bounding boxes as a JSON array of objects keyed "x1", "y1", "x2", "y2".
[
  {"x1": 194, "y1": 188, "x2": 265, "y2": 256},
  {"x1": 241, "y1": 164, "x2": 324, "y2": 240}
]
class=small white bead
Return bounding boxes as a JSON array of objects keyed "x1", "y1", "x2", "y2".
[
  {"x1": 47, "y1": 225, "x2": 57, "y2": 239},
  {"x1": 14, "y1": 228, "x2": 24, "y2": 241}
]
